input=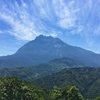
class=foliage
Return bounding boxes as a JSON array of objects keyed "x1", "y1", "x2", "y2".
[
  {"x1": 50, "y1": 87, "x2": 62, "y2": 100},
  {"x1": 0, "y1": 77, "x2": 85, "y2": 100},
  {"x1": 0, "y1": 77, "x2": 45, "y2": 100},
  {"x1": 62, "y1": 86, "x2": 84, "y2": 100},
  {"x1": 94, "y1": 97, "x2": 100, "y2": 100},
  {"x1": 0, "y1": 67, "x2": 100, "y2": 99},
  {"x1": 35, "y1": 67, "x2": 100, "y2": 98}
]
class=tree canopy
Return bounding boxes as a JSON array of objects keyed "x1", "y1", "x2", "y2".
[{"x1": 0, "y1": 77, "x2": 99, "y2": 100}]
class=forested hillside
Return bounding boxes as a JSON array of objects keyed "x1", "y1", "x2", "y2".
[
  {"x1": 0, "y1": 77, "x2": 100, "y2": 100},
  {"x1": 0, "y1": 57, "x2": 100, "y2": 99},
  {"x1": 0, "y1": 77, "x2": 85, "y2": 100},
  {"x1": 0, "y1": 57, "x2": 83, "y2": 80},
  {"x1": 34, "y1": 67, "x2": 100, "y2": 99},
  {"x1": 0, "y1": 66, "x2": 100, "y2": 99}
]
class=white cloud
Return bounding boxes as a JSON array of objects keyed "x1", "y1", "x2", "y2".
[
  {"x1": 0, "y1": 0, "x2": 100, "y2": 42},
  {"x1": 0, "y1": 1, "x2": 41, "y2": 40},
  {"x1": 52, "y1": 0, "x2": 77, "y2": 28},
  {"x1": 0, "y1": 0, "x2": 62, "y2": 40}
]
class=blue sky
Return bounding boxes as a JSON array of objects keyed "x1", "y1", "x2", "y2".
[{"x1": 0, "y1": 0, "x2": 100, "y2": 56}]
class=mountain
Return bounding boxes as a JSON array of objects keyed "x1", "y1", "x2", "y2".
[
  {"x1": 0, "y1": 57, "x2": 83, "y2": 80},
  {"x1": 0, "y1": 35, "x2": 100, "y2": 67},
  {"x1": 34, "y1": 67, "x2": 100, "y2": 98}
]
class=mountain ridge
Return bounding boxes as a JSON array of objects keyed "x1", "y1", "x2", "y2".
[{"x1": 0, "y1": 57, "x2": 84, "y2": 80}]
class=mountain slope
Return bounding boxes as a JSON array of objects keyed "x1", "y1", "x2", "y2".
[
  {"x1": 0, "y1": 35, "x2": 100, "y2": 67},
  {"x1": 34, "y1": 67, "x2": 100, "y2": 98},
  {"x1": 0, "y1": 57, "x2": 83, "y2": 80},
  {"x1": 0, "y1": 57, "x2": 99, "y2": 98}
]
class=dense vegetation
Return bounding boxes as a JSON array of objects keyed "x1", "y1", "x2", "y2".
[
  {"x1": 35, "y1": 67, "x2": 100, "y2": 99},
  {"x1": 0, "y1": 77, "x2": 100, "y2": 100},
  {"x1": 0, "y1": 77, "x2": 46, "y2": 100},
  {"x1": 0, "y1": 58, "x2": 100, "y2": 99},
  {"x1": 0, "y1": 77, "x2": 85, "y2": 100},
  {"x1": 0, "y1": 57, "x2": 83, "y2": 80},
  {"x1": 0, "y1": 65, "x2": 100, "y2": 99}
]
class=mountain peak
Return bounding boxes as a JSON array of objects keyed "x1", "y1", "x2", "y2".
[
  {"x1": 34, "y1": 35, "x2": 65, "y2": 45},
  {"x1": 36, "y1": 35, "x2": 46, "y2": 38},
  {"x1": 35, "y1": 35, "x2": 54, "y2": 41}
]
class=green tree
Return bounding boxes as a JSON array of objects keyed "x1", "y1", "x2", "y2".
[
  {"x1": 0, "y1": 77, "x2": 85, "y2": 100},
  {"x1": 94, "y1": 97, "x2": 100, "y2": 100},
  {"x1": 0, "y1": 77, "x2": 45, "y2": 100},
  {"x1": 50, "y1": 87, "x2": 62, "y2": 100},
  {"x1": 62, "y1": 86, "x2": 84, "y2": 100}
]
